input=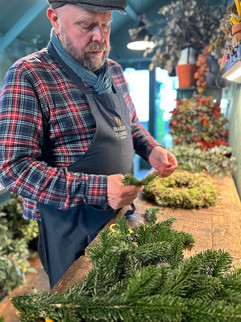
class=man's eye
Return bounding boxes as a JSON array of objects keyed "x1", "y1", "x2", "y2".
[
  {"x1": 82, "y1": 25, "x2": 91, "y2": 31},
  {"x1": 102, "y1": 24, "x2": 110, "y2": 32}
]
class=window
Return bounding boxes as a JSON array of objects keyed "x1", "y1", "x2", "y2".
[
  {"x1": 123, "y1": 66, "x2": 178, "y2": 177},
  {"x1": 124, "y1": 68, "x2": 150, "y2": 130},
  {"x1": 155, "y1": 68, "x2": 178, "y2": 149}
]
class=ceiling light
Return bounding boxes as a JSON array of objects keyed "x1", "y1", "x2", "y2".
[{"x1": 127, "y1": 20, "x2": 155, "y2": 51}]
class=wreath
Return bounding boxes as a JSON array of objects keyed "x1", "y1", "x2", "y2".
[{"x1": 143, "y1": 171, "x2": 217, "y2": 209}]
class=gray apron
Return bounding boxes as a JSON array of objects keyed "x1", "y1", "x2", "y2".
[{"x1": 38, "y1": 44, "x2": 134, "y2": 288}]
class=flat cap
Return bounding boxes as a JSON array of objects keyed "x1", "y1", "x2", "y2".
[{"x1": 46, "y1": 0, "x2": 127, "y2": 13}]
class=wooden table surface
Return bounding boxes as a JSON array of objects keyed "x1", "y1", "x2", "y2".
[{"x1": 52, "y1": 174, "x2": 241, "y2": 295}]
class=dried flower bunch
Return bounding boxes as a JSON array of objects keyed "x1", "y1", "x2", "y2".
[
  {"x1": 194, "y1": 53, "x2": 209, "y2": 93},
  {"x1": 194, "y1": 46, "x2": 221, "y2": 94},
  {"x1": 220, "y1": 2, "x2": 239, "y2": 36},
  {"x1": 147, "y1": 0, "x2": 225, "y2": 73},
  {"x1": 169, "y1": 95, "x2": 229, "y2": 150}
]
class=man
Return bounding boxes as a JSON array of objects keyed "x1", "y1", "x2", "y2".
[{"x1": 0, "y1": 0, "x2": 178, "y2": 288}]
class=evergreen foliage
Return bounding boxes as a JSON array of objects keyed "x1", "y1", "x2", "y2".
[
  {"x1": 122, "y1": 172, "x2": 158, "y2": 186},
  {"x1": 171, "y1": 144, "x2": 237, "y2": 177},
  {"x1": 12, "y1": 209, "x2": 241, "y2": 322},
  {"x1": 0, "y1": 193, "x2": 38, "y2": 294}
]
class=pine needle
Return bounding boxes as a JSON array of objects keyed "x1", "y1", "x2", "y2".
[{"x1": 122, "y1": 172, "x2": 158, "y2": 186}]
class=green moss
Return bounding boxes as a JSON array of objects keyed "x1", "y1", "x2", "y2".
[{"x1": 143, "y1": 171, "x2": 217, "y2": 208}]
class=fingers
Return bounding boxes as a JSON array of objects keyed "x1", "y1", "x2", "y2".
[
  {"x1": 156, "y1": 161, "x2": 178, "y2": 176},
  {"x1": 107, "y1": 174, "x2": 143, "y2": 209},
  {"x1": 157, "y1": 151, "x2": 178, "y2": 177},
  {"x1": 168, "y1": 154, "x2": 179, "y2": 168}
]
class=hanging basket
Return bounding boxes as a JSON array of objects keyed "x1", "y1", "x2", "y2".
[
  {"x1": 232, "y1": 22, "x2": 241, "y2": 47},
  {"x1": 176, "y1": 64, "x2": 197, "y2": 88}
]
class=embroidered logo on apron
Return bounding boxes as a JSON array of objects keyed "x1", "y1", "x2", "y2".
[{"x1": 113, "y1": 116, "x2": 128, "y2": 140}]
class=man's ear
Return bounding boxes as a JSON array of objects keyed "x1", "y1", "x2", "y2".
[{"x1": 47, "y1": 8, "x2": 61, "y2": 35}]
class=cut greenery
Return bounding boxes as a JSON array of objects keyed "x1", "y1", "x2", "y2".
[
  {"x1": 122, "y1": 172, "x2": 158, "y2": 186},
  {"x1": 0, "y1": 193, "x2": 39, "y2": 295},
  {"x1": 171, "y1": 144, "x2": 237, "y2": 177},
  {"x1": 12, "y1": 208, "x2": 241, "y2": 321},
  {"x1": 143, "y1": 171, "x2": 217, "y2": 208}
]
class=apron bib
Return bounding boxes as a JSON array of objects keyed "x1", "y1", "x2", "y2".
[{"x1": 38, "y1": 45, "x2": 134, "y2": 288}]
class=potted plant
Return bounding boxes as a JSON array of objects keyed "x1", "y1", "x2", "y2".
[{"x1": 146, "y1": 0, "x2": 225, "y2": 87}]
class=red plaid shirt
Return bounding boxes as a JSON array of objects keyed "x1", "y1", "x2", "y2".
[{"x1": 0, "y1": 44, "x2": 159, "y2": 220}]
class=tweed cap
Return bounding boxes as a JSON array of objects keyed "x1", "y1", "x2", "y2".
[{"x1": 46, "y1": 0, "x2": 127, "y2": 13}]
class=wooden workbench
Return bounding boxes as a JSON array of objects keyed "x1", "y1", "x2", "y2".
[{"x1": 52, "y1": 174, "x2": 241, "y2": 294}]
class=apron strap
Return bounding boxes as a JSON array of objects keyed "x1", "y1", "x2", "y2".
[{"x1": 124, "y1": 203, "x2": 136, "y2": 219}]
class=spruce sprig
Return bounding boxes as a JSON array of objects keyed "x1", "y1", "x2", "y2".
[
  {"x1": 144, "y1": 207, "x2": 161, "y2": 225},
  {"x1": 122, "y1": 172, "x2": 158, "y2": 186}
]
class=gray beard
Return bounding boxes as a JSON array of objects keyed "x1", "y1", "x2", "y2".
[{"x1": 62, "y1": 38, "x2": 110, "y2": 72}]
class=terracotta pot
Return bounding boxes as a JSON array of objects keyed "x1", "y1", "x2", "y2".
[
  {"x1": 232, "y1": 22, "x2": 241, "y2": 47},
  {"x1": 176, "y1": 64, "x2": 197, "y2": 88}
]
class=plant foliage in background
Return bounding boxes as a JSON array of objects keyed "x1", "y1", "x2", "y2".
[
  {"x1": 172, "y1": 144, "x2": 237, "y2": 177},
  {"x1": 0, "y1": 194, "x2": 38, "y2": 295},
  {"x1": 143, "y1": 171, "x2": 217, "y2": 209},
  {"x1": 0, "y1": 193, "x2": 38, "y2": 243},
  {"x1": 12, "y1": 211, "x2": 241, "y2": 321},
  {"x1": 0, "y1": 214, "x2": 23, "y2": 294},
  {"x1": 169, "y1": 95, "x2": 229, "y2": 149},
  {"x1": 146, "y1": 0, "x2": 225, "y2": 73}
]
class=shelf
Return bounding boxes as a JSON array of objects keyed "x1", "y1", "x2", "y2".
[
  {"x1": 176, "y1": 87, "x2": 222, "y2": 100},
  {"x1": 221, "y1": 44, "x2": 241, "y2": 83}
]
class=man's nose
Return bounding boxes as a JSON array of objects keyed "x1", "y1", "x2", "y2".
[{"x1": 91, "y1": 26, "x2": 105, "y2": 43}]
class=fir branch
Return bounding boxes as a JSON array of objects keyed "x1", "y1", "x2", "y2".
[
  {"x1": 11, "y1": 214, "x2": 241, "y2": 321},
  {"x1": 156, "y1": 217, "x2": 177, "y2": 228},
  {"x1": 144, "y1": 207, "x2": 162, "y2": 225},
  {"x1": 12, "y1": 292, "x2": 241, "y2": 321},
  {"x1": 133, "y1": 242, "x2": 170, "y2": 266},
  {"x1": 195, "y1": 249, "x2": 233, "y2": 277},
  {"x1": 123, "y1": 266, "x2": 170, "y2": 300},
  {"x1": 220, "y1": 269, "x2": 241, "y2": 304},
  {"x1": 122, "y1": 172, "x2": 158, "y2": 186}
]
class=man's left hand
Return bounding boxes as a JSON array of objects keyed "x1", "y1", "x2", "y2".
[{"x1": 148, "y1": 146, "x2": 178, "y2": 177}]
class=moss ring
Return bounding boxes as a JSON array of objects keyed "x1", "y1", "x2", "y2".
[{"x1": 142, "y1": 171, "x2": 217, "y2": 208}]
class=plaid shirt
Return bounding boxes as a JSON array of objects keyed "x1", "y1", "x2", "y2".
[{"x1": 0, "y1": 44, "x2": 159, "y2": 220}]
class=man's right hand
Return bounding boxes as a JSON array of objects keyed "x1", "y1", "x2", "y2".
[{"x1": 107, "y1": 174, "x2": 143, "y2": 210}]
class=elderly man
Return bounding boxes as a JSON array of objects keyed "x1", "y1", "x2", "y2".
[{"x1": 0, "y1": 0, "x2": 178, "y2": 288}]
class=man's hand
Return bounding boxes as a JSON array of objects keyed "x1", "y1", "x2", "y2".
[
  {"x1": 149, "y1": 146, "x2": 178, "y2": 177},
  {"x1": 107, "y1": 174, "x2": 143, "y2": 209}
]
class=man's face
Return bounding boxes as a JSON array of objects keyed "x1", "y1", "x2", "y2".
[{"x1": 50, "y1": 5, "x2": 112, "y2": 71}]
